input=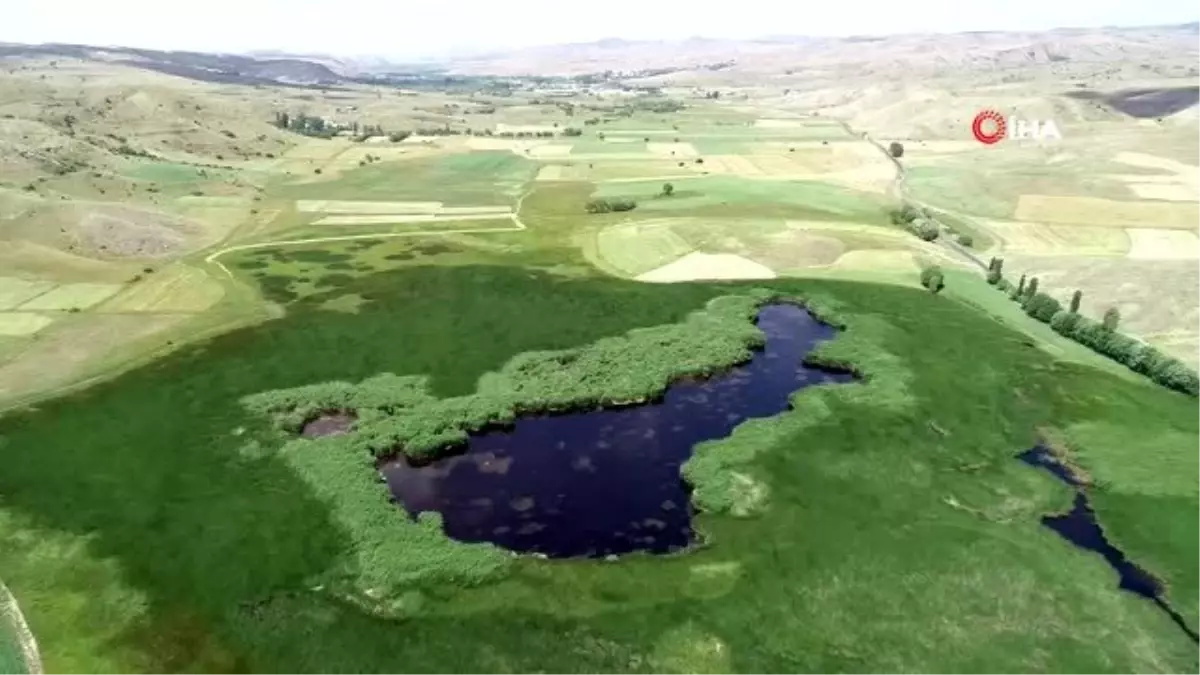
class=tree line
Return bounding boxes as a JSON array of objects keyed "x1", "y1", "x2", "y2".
[
  {"x1": 271, "y1": 112, "x2": 583, "y2": 142},
  {"x1": 986, "y1": 257, "x2": 1198, "y2": 395}
]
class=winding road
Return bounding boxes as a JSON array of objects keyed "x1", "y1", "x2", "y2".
[{"x1": 839, "y1": 121, "x2": 991, "y2": 271}]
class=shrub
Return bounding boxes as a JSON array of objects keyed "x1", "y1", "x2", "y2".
[
  {"x1": 919, "y1": 266, "x2": 945, "y2": 294},
  {"x1": 584, "y1": 198, "x2": 637, "y2": 214},
  {"x1": 1049, "y1": 310, "x2": 1081, "y2": 335},
  {"x1": 908, "y1": 219, "x2": 939, "y2": 241},
  {"x1": 889, "y1": 204, "x2": 920, "y2": 226},
  {"x1": 956, "y1": 233, "x2": 973, "y2": 247},
  {"x1": 661, "y1": 183, "x2": 674, "y2": 197},
  {"x1": 1023, "y1": 292, "x2": 1061, "y2": 323},
  {"x1": 888, "y1": 141, "x2": 904, "y2": 158}
]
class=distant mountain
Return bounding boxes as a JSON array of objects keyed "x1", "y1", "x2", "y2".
[
  {"x1": 0, "y1": 43, "x2": 346, "y2": 88},
  {"x1": 438, "y1": 22, "x2": 1200, "y2": 78}
]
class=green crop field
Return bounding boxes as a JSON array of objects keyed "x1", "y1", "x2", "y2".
[
  {"x1": 274, "y1": 152, "x2": 537, "y2": 207},
  {"x1": 594, "y1": 176, "x2": 894, "y2": 222}
]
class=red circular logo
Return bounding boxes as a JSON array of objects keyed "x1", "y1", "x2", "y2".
[{"x1": 972, "y1": 110, "x2": 1006, "y2": 145}]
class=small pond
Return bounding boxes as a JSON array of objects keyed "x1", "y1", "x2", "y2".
[
  {"x1": 379, "y1": 303, "x2": 855, "y2": 559},
  {"x1": 1019, "y1": 446, "x2": 1198, "y2": 642}
]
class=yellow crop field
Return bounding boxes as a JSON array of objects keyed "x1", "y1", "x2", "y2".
[
  {"x1": 296, "y1": 200, "x2": 443, "y2": 214},
  {"x1": 17, "y1": 283, "x2": 122, "y2": 311},
  {"x1": 99, "y1": 265, "x2": 225, "y2": 313},
  {"x1": 984, "y1": 219, "x2": 1132, "y2": 255},
  {"x1": 0, "y1": 312, "x2": 55, "y2": 336},
  {"x1": 1015, "y1": 195, "x2": 1200, "y2": 229},
  {"x1": 829, "y1": 249, "x2": 920, "y2": 272},
  {"x1": 527, "y1": 145, "x2": 573, "y2": 158},
  {"x1": 0, "y1": 278, "x2": 55, "y2": 310},
  {"x1": 1126, "y1": 183, "x2": 1198, "y2": 202},
  {"x1": 1126, "y1": 228, "x2": 1200, "y2": 260},
  {"x1": 312, "y1": 214, "x2": 511, "y2": 225}
]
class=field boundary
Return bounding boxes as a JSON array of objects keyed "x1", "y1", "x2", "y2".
[
  {"x1": 204, "y1": 200, "x2": 530, "y2": 278},
  {"x1": 1, "y1": 580, "x2": 42, "y2": 675}
]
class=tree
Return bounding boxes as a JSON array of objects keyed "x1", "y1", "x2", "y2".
[
  {"x1": 661, "y1": 182, "x2": 674, "y2": 197},
  {"x1": 1025, "y1": 277, "x2": 1039, "y2": 299},
  {"x1": 908, "y1": 219, "x2": 939, "y2": 241},
  {"x1": 1016, "y1": 274, "x2": 1026, "y2": 295},
  {"x1": 889, "y1": 203, "x2": 920, "y2": 226},
  {"x1": 1069, "y1": 290, "x2": 1082, "y2": 314},
  {"x1": 888, "y1": 141, "x2": 904, "y2": 158},
  {"x1": 986, "y1": 257, "x2": 1004, "y2": 285},
  {"x1": 1103, "y1": 306, "x2": 1121, "y2": 331},
  {"x1": 920, "y1": 266, "x2": 945, "y2": 294}
]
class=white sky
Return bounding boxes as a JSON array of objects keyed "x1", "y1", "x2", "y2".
[{"x1": 5, "y1": 0, "x2": 1198, "y2": 59}]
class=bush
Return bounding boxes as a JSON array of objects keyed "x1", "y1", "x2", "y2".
[
  {"x1": 956, "y1": 233, "x2": 973, "y2": 247},
  {"x1": 888, "y1": 141, "x2": 904, "y2": 158},
  {"x1": 584, "y1": 198, "x2": 637, "y2": 214},
  {"x1": 908, "y1": 219, "x2": 939, "y2": 242},
  {"x1": 919, "y1": 266, "x2": 945, "y2": 294},
  {"x1": 889, "y1": 204, "x2": 920, "y2": 226},
  {"x1": 1023, "y1": 292, "x2": 1061, "y2": 323}
]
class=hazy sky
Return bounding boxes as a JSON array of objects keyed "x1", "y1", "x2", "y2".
[{"x1": 5, "y1": 0, "x2": 1197, "y2": 59}]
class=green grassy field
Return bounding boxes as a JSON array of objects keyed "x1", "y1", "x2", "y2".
[
  {"x1": 595, "y1": 176, "x2": 894, "y2": 223},
  {"x1": 0, "y1": 175, "x2": 1196, "y2": 672},
  {"x1": 274, "y1": 152, "x2": 536, "y2": 207}
]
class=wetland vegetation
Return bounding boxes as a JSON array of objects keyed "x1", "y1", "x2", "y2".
[{"x1": 1, "y1": 255, "x2": 1196, "y2": 672}]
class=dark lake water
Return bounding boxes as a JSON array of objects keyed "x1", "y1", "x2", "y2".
[
  {"x1": 379, "y1": 303, "x2": 854, "y2": 559},
  {"x1": 1019, "y1": 446, "x2": 1198, "y2": 642}
]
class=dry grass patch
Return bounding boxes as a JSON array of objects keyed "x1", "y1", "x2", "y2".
[
  {"x1": 0, "y1": 313, "x2": 55, "y2": 336},
  {"x1": 1113, "y1": 152, "x2": 1200, "y2": 176},
  {"x1": 831, "y1": 249, "x2": 921, "y2": 273},
  {"x1": 527, "y1": 145, "x2": 573, "y2": 158},
  {"x1": 1015, "y1": 195, "x2": 1200, "y2": 229},
  {"x1": 1126, "y1": 228, "x2": 1199, "y2": 260},
  {"x1": 636, "y1": 252, "x2": 775, "y2": 282},
  {"x1": 99, "y1": 265, "x2": 224, "y2": 313},
  {"x1": 494, "y1": 123, "x2": 557, "y2": 134},
  {"x1": 295, "y1": 200, "x2": 443, "y2": 214},
  {"x1": 312, "y1": 214, "x2": 511, "y2": 225},
  {"x1": 984, "y1": 219, "x2": 1131, "y2": 256},
  {"x1": 0, "y1": 313, "x2": 188, "y2": 401},
  {"x1": 754, "y1": 119, "x2": 809, "y2": 129},
  {"x1": 535, "y1": 165, "x2": 572, "y2": 181},
  {"x1": 0, "y1": 278, "x2": 54, "y2": 311},
  {"x1": 18, "y1": 283, "x2": 122, "y2": 311},
  {"x1": 1126, "y1": 183, "x2": 1198, "y2": 202},
  {"x1": 437, "y1": 206, "x2": 513, "y2": 215},
  {"x1": 703, "y1": 155, "x2": 764, "y2": 176},
  {"x1": 647, "y1": 142, "x2": 698, "y2": 158},
  {"x1": 821, "y1": 165, "x2": 897, "y2": 194},
  {"x1": 465, "y1": 137, "x2": 549, "y2": 153}
]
